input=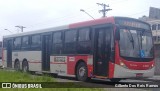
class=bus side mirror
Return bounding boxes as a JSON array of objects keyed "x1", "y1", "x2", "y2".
[{"x1": 115, "y1": 29, "x2": 120, "y2": 40}]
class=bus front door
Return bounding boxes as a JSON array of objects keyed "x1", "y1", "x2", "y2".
[
  {"x1": 42, "y1": 35, "x2": 51, "y2": 71},
  {"x1": 94, "y1": 27, "x2": 111, "y2": 77},
  {"x1": 7, "y1": 40, "x2": 12, "y2": 68}
]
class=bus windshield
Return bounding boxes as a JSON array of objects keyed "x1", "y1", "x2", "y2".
[{"x1": 119, "y1": 28, "x2": 154, "y2": 58}]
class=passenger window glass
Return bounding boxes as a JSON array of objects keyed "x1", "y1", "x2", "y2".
[
  {"x1": 53, "y1": 32, "x2": 62, "y2": 43},
  {"x1": 65, "y1": 30, "x2": 77, "y2": 43},
  {"x1": 79, "y1": 28, "x2": 90, "y2": 41},
  {"x1": 14, "y1": 37, "x2": 21, "y2": 49},
  {"x1": 31, "y1": 35, "x2": 41, "y2": 46},
  {"x1": 22, "y1": 36, "x2": 29, "y2": 47}
]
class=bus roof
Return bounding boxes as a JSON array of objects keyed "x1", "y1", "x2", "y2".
[
  {"x1": 3, "y1": 25, "x2": 68, "y2": 38},
  {"x1": 4, "y1": 16, "x2": 148, "y2": 39},
  {"x1": 3, "y1": 16, "x2": 115, "y2": 39},
  {"x1": 69, "y1": 16, "x2": 115, "y2": 28}
]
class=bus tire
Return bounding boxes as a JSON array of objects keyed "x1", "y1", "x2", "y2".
[
  {"x1": 22, "y1": 61, "x2": 29, "y2": 72},
  {"x1": 76, "y1": 62, "x2": 89, "y2": 81},
  {"x1": 51, "y1": 73, "x2": 58, "y2": 78},
  {"x1": 110, "y1": 78, "x2": 121, "y2": 82},
  {"x1": 14, "y1": 60, "x2": 20, "y2": 71},
  {"x1": 29, "y1": 71, "x2": 35, "y2": 75}
]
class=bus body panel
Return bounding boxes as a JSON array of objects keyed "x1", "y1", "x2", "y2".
[
  {"x1": 12, "y1": 51, "x2": 42, "y2": 71},
  {"x1": 3, "y1": 50, "x2": 7, "y2": 67},
  {"x1": 119, "y1": 58, "x2": 154, "y2": 70},
  {"x1": 108, "y1": 62, "x2": 115, "y2": 78},
  {"x1": 50, "y1": 56, "x2": 67, "y2": 75},
  {"x1": 114, "y1": 64, "x2": 155, "y2": 78},
  {"x1": 50, "y1": 55, "x2": 93, "y2": 77}
]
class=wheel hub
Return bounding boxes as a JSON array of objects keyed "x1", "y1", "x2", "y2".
[{"x1": 79, "y1": 67, "x2": 85, "y2": 77}]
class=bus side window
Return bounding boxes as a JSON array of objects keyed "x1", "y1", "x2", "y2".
[
  {"x1": 13, "y1": 37, "x2": 21, "y2": 50},
  {"x1": 22, "y1": 36, "x2": 29, "y2": 49},
  {"x1": 64, "y1": 30, "x2": 77, "y2": 54},
  {"x1": 31, "y1": 35, "x2": 41, "y2": 50},
  {"x1": 77, "y1": 28, "x2": 91, "y2": 54},
  {"x1": 52, "y1": 32, "x2": 63, "y2": 54}
]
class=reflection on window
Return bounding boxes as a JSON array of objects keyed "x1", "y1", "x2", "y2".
[
  {"x1": 22, "y1": 36, "x2": 29, "y2": 47},
  {"x1": 65, "y1": 30, "x2": 77, "y2": 43},
  {"x1": 119, "y1": 29, "x2": 139, "y2": 57},
  {"x1": 53, "y1": 32, "x2": 62, "y2": 43},
  {"x1": 14, "y1": 37, "x2": 21, "y2": 49},
  {"x1": 152, "y1": 24, "x2": 157, "y2": 30},
  {"x1": 79, "y1": 28, "x2": 90, "y2": 41},
  {"x1": 53, "y1": 32, "x2": 63, "y2": 54},
  {"x1": 31, "y1": 35, "x2": 41, "y2": 47},
  {"x1": 142, "y1": 36, "x2": 146, "y2": 44},
  {"x1": 119, "y1": 29, "x2": 153, "y2": 58},
  {"x1": 64, "y1": 30, "x2": 77, "y2": 54},
  {"x1": 141, "y1": 33, "x2": 153, "y2": 57}
]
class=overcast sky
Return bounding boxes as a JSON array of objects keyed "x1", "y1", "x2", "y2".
[{"x1": 0, "y1": 0, "x2": 159, "y2": 40}]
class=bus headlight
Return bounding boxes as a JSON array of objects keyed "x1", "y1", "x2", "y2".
[
  {"x1": 152, "y1": 64, "x2": 154, "y2": 67},
  {"x1": 120, "y1": 61, "x2": 124, "y2": 66},
  {"x1": 149, "y1": 64, "x2": 154, "y2": 69},
  {"x1": 120, "y1": 61, "x2": 127, "y2": 68}
]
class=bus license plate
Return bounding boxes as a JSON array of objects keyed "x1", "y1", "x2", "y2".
[{"x1": 136, "y1": 73, "x2": 143, "y2": 77}]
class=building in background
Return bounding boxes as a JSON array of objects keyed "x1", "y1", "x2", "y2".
[
  {"x1": 149, "y1": 7, "x2": 160, "y2": 19},
  {"x1": 139, "y1": 7, "x2": 160, "y2": 75},
  {"x1": 139, "y1": 7, "x2": 160, "y2": 58}
]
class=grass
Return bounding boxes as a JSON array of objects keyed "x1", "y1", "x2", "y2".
[
  {"x1": 0, "y1": 70, "x2": 55, "y2": 82},
  {"x1": 0, "y1": 69, "x2": 103, "y2": 91}
]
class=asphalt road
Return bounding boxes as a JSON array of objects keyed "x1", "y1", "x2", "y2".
[{"x1": 55, "y1": 75, "x2": 160, "y2": 91}]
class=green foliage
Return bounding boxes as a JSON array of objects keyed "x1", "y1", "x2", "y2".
[
  {"x1": 0, "y1": 70, "x2": 103, "y2": 91},
  {"x1": 0, "y1": 70, "x2": 54, "y2": 82}
]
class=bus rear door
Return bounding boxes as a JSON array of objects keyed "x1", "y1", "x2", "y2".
[
  {"x1": 42, "y1": 34, "x2": 51, "y2": 71},
  {"x1": 7, "y1": 39, "x2": 12, "y2": 68}
]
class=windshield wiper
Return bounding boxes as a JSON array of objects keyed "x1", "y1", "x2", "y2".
[{"x1": 126, "y1": 30, "x2": 134, "y2": 49}]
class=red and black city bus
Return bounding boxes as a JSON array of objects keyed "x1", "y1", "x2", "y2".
[{"x1": 2, "y1": 16, "x2": 154, "y2": 82}]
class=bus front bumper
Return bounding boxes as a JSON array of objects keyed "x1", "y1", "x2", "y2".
[{"x1": 113, "y1": 64, "x2": 155, "y2": 78}]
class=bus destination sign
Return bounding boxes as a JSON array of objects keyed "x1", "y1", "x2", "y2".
[{"x1": 115, "y1": 18, "x2": 150, "y2": 30}]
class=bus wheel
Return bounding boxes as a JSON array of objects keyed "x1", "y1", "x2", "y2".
[
  {"x1": 76, "y1": 62, "x2": 89, "y2": 81},
  {"x1": 110, "y1": 78, "x2": 121, "y2": 82},
  {"x1": 29, "y1": 71, "x2": 35, "y2": 75},
  {"x1": 14, "y1": 61, "x2": 20, "y2": 71},
  {"x1": 22, "y1": 61, "x2": 29, "y2": 72},
  {"x1": 51, "y1": 73, "x2": 58, "y2": 78}
]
